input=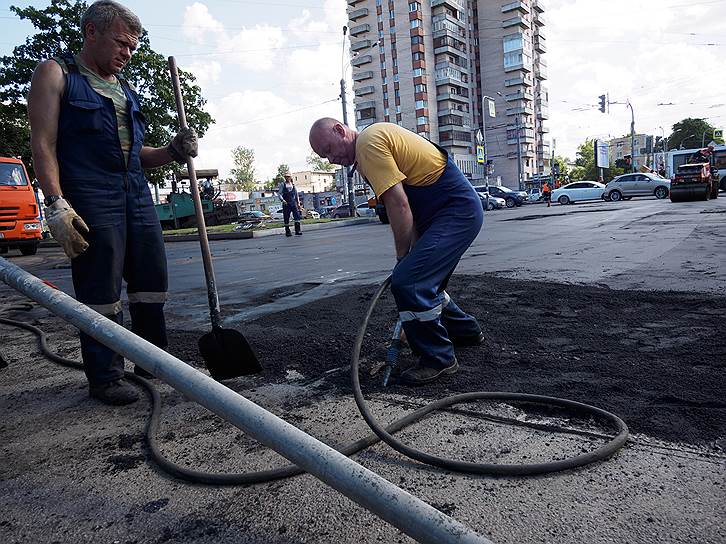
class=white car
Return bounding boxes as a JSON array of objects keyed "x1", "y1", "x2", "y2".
[
  {"x1": 356, "y1": 202, "x2": 376, "y2": 217},
  {"x1": 551, "y1": 181, "x2": 606, "y2": 205}
]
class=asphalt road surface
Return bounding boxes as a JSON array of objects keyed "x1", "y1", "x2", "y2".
[{"x1": 1, "y1": 195, "x2": 725, "y2": 544}]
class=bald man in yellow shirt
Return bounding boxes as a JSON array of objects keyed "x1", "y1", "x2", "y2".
[{"x1": 310, "y1": 119, "x2": 484, "y2": 385}]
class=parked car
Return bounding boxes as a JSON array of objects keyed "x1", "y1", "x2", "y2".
[
  {"x1": 528, "y1": 189, "x2": 542, "y2": 202},
  {"x1": 551, "y1": 181, "x2": 606, "y2": 205},
  {"x1": 238, "y1": 210, "x2": 271, "y2": 223},
  {"x1": 356, "y1": 202, "x2": 376, "y2": 217},
  {"x1": 330, "y1": 204, "x2": 359, "y2": 218},
  {"x1": 602, "y1": 173, "x2": 671, "y2": 202},
  {"x1": 478, "y1": 192, "x2": 505, "y2": 210},
  {"x1": 303, "y1": 209, "x2": 320, "y2": 219},
  {"x1": 473, "y1": 185, "x2": 527, "y2": 208}
]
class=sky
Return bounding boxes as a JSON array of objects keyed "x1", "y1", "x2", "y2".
[{"x1": 1, "y1": 0, "x2": 724, "y2": 180}]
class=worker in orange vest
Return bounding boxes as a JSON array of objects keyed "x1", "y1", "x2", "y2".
[{"x1": 542, "y1": 181, "x2": 552, "y2": 207}]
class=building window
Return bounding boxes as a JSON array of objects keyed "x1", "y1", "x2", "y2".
[
  {"x1": 382, "y1": 76, "x2": 387, "y2": 84},
  {"x1": 415, "y1": 100, "x2": 427, "y2": 109},
  {"x1": 384, "y1": 107, "x2": 390, "y2": 115},
  {"x1": 503, "y1": 33, "x2": 524, "y2": 53},
  {"x1": 416, "y1": 116, "x2": 427, "y2": 125},
  {"x1": 394, "y1": 89, "x2": 400, "y2": 97},
  {"x1": 393, "y1": 73, "x2": 399, "y2": 82},
  {"x1": 383, "y1": 91, "x2": 389, "y2": 100},
  {"x1": 377, "y1": 14, "x2": 383, "y2": 22},
  {"x1": 376, "y1": 0, "x2": 382, "y2": 5},
  {"x1": 414, "y1": 83, "x2": 427, "y2": 93},
  {"x1": 381, "y1": 60, "x2": 386, "y2": 69},
  {"x1": 396, "y1": 105, "x2": 401, "y2": 114},
  {"x1": 392, "y1": 57, "x2": 398, "y2": 68},
  {"x1": 411, "y1": 19, "x2": 421, "y2": 29},
  {"x1": 503, "y1": 51, "x2": 530, "y2": 69},
  {"x1": 411, "y1": 35, "x2": 423, "y2": 45},
  {"x1": 413, "y1": 67, "x2": 426, "y2": 76},
  {"x1": 389, "y1": 9, "x2": 394, "y2": 18},
  {"x1": 412, "y1": 51, "x2": 424, "y2": 61},
  {"x1": 379, "y1": 30, "x2": 384, "y2": 39},
  {"x1": 409, "y1": 2, "x2": 420, "y2": 12}
]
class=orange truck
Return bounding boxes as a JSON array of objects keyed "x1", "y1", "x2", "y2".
[{"x1": 0, "y1": 157, "x2": 42, "y2": 256}]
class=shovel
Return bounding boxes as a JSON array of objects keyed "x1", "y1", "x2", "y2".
[{"x1": 168, "y1": 56, "x2": 262, "y2": 380}]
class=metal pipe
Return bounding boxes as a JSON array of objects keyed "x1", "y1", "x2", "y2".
[{"x1": 0, "y1": 257, "x2": 493, "y2": 544}]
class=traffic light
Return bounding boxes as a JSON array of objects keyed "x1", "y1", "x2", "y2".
[{"x1": 598, "y1": 94, "x2": 606, "y2": 113}]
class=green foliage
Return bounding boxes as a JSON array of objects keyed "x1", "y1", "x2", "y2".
[
  {"x1": 0, "y1": 0, "x2": 213, "y2": 185},
  {"x1": 552, "y1": 155, "x2": 569, "y2": 178},
  {"x1": 668, "y1": 118, "x2": 724, "y2": 151},
  {"x1": 306, "y1": 152, "x2": 335, "y2": 172},
  {"x1": 568, "y1": 139, "x2": 622, "y2": 183},
  {"x1": 262, "y1": 178, "x2": 278, "y2": 190},
  {"x1": 272, "y1": 163, "x2": 290, "y2": 184},
  {"x1": 229, "y1": 146, "x2": 256, "y2": 191}
]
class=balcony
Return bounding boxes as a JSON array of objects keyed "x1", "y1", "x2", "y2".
[
  {"x1": 506, "y1": 105, "x2": 534, "y2": 116},
  {"x1": 352, "y1": 70, "x2": 374, "y2": 81},
  {"x1": 534, "y1": 37, "x2": 546, "y2": 53},
  {"x1": 348, "y1": 7, "x2": 369, "y2": 21},
  {"x1": 505, "y1": 89, "x2": 534, "y2": 101},
  {"x1": 349, "y1": 23, "x2": 370, "y2": 36},
  {"x1": 355, "y1": 85, "x2": 375, "y2": 96},
  {"x1": 355, "y1": 100, "x2": 376, "y2": 110},
  {"x1": 537, "y1": 107, "x2": 549, "y2": 120},
  {"x1": 538, "y1": 143, "x2": 551, "y2": 155},
  {"x1": 539, "y1": 125, "x2": 550, "y2": 133},
  {"x1": 431, "y1": 0, "x2": 465, "y2": 12},
  {"x1": 504, "y1": 75, "x2": 533, "y2": 87},
  {"x1": 534, "y1": 12, "x2": 545, "y2": 26},
  {"x1": 351, "y1": 54, "x2": 372, "y2": 67},
  {"x1": 534, "y1": 0, "x2": 545, "y2": 12},
  {"x1": 357, "y1": 118, "x2": 375, "y2": 130},
  {"x1": 432, "y1": 12, "x2": 466, "y2": 29},
  {"x1": 347, "y1": 0, "x2": 362, "y2": 5},
  {"x1": 501, "y1": 1, "x2": 530, "y2": 14},
  {"x1": 436, "y1": 91, "x2": 470, "y2": 104},
  {"x1": 432, "y1": 20, "x2": 467, "y2": 39},
  {"x1": 502, "y1": 16, "x2": 529, "y2": 29},
  {"x1": 535, "y1": 65, "x2": 547, "y2": 80},
  {"x1": 435, "y1": 66, "x2": 466, "y2": 84},
  {"x1": 504, "y1": 60, "x2": 532, "y2": 73},
  {"x1": 351, "y1": 39, "x2": 373, "y2": 52}
]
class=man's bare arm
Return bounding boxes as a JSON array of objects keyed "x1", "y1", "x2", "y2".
[
  {"x1": 380, "y1": 183, "x2": 416, "y2": 259},
  {"x1": 140, "y1": 146, "x2": 176, "y2": 169},
  {"x1": 27, "y1": 60, "x2": 64, "y2": 197}
]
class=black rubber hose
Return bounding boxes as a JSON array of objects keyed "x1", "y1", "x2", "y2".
[{"x1": 0, "y1": 281, "x2": 629, "y2": 483}]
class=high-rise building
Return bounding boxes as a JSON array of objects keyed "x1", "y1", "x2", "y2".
[{"x1": 346, "y1": 0, "x2": 550, "y2": 189}]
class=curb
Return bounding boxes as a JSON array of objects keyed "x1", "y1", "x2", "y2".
[{"x1": 39, "y1": 217, "x2": 381, "y2": 248}]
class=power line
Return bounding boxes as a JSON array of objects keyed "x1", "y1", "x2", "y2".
[{"x1": 213, "y1": 97, "x2": 339, "y2": 129}]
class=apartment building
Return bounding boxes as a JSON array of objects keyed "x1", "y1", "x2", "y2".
[
  {"x1": 346, "y1": 0, "x2": 550, "y2": 189},
  {"x1": 290, "y1": 170, "x2": 336, "y2": 193}
]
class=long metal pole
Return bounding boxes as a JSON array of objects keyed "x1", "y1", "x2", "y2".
[
  {"x1": 340, "y1": 78, "x2": 356, "y2": 216},
  {"x1": 516, "y1": 115, "x2": 523, "y2": 190},
  {"x1": 628, "y1": 102, "x2": 636, "y2": 173},
  {"x1": 0, "y1": 258, "x2": 492, "y2": 544},
  {"x1": 481, "y1": 96, "x2": 489, "y2": 191}
]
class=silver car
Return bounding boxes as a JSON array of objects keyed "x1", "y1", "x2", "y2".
[{"x1": 603, "y1": 173, "x2": 671, "y2": 202}]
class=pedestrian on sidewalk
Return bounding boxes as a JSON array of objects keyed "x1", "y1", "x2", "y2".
[
  {"x1": 278, "y1": 173, "x2": 303, "y2": 236},
  {"x1": 542, "y1": 181, "x2": 552, "y2": 207},
  {"x1": 309, "y1": 118, "x2": 484, "y2": 386},
  {"x1": 27, "y1": 0, "x2": 198, "y2": 406}
]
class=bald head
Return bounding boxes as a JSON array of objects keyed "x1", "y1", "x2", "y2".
[{"x1": 309, "y1": 117, "x2": 358, "y2": 167}]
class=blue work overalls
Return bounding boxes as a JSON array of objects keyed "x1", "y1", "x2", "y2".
[
  {"x1": 279, "y1": 182, "x2": 302, "y2": 229},
  {"x1": 390, "y1": 148, "x2": 484, "y2": 369},
  {"x1": 57, "y1": 54, "x2": 168, "y2": 385}
]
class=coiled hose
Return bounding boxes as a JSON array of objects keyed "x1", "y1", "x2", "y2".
[{"x1": 0, "y1": 278, "x2": 628, "y2": 483}]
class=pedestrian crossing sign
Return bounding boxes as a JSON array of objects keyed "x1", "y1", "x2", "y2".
[{"x1": 476, "y1": 145, "x2": 486, "y2": 164}]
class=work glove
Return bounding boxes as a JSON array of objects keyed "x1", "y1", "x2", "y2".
[
  {"x1": 45, "y1": 198, "x2": 89, "y2": 259},
  {"x1": 167, "y1": 127, "x2": 198, "y2": 164}
]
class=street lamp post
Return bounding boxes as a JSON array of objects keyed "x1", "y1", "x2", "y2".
[
  {"x1": 627, "y1": 101, "x2": 636, "y2": 173},
  {"x1": 516, "y1": 114, "x2": 524, "y2": 190},
  {"x1": 340, "y1": 26, "x2": 356, "y2": 217},
  {"x1": 480, "y1": 93, "x2": 501, "y2": 191}
]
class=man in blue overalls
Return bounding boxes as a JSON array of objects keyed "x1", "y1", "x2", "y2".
[
  {"x1": 27, "y1": 0, "x2": 198, "y2": 405},
  {"x1": 277, "y1": 173, "x2": 303, "y2": 236},
  {"x1": 310, "y1": 118, "x2": 484, "y2": 385}
]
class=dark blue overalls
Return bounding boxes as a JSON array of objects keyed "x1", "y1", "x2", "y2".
[
  {"x1": 56, "y1": 54, "x2": 168, "y2": 385},
  {"x1": 279, "y1": 182, "x2": 302, "y2": 233},
  {"x1": 390, "y1": 149, "x2": 484, "y2": 369}
]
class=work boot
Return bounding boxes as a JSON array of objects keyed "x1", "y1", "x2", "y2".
[
  {"x1": 133, "y1": 365, "x2": 154, "y2": 379},
  {"x1": 284, "y1": 225, "x2": 292, "y2": 237},
  {"x1": 449, "y1": 331, "x2": 485, "y2": 347},
  {"x1": 89, "y1": 378, "x2": 139, "y2": 406},
  {"x1": 399, "y1": 358, "x2": 458, "y2": 386},
  {"x1": 294, "y1": 221, "x2": 302, "y2": 235}
]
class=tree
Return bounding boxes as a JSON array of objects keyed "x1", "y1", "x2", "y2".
[
  {"x1": 668, "y1": 118, "x2": 724, "y2": 151},
  {"x1": 552, "y1": 155, "x2": 570, "y2": 179},
  {"x1": 569, "y1": 139, "x2": 623, "y2": 183},
  {"x1": 0, "y1": 1, "x2": 213, "y2": 184},
  {"x1": 306, "y1": 152, "x2": 335, "y2": 172},
  {"x1": 228, "y1": 146, "x2": 256, "y2": 191},
  {"x1": 261, "y1": 178, "x2": 278, "y2": 191}
]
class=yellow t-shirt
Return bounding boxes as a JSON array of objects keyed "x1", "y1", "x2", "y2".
[{"x1": 355, "y1": 123, "x2": 447, "y2": 197}]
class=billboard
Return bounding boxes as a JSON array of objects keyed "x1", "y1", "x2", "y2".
[{"x1": 595, "y1": 139, "x2": 609, "y2": 169}]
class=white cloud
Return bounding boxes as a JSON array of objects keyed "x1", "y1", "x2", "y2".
[
  {"x1": 217, "y1": 25, "x2": 285, "y2": 71},
  {"x1": 185, "y1": 60, "x2": 222, "y2": 88},
  {"x1": 181, "y1": 2, "x2": 224, "y2": 45}
]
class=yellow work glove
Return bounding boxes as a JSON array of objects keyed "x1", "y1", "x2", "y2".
[{"x1": 45, "y1": 198, "x2": 89, "y2": 259}]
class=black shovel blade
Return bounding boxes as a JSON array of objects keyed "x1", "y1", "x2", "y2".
[{"x1": 198, "y1": 326, "x2": 262, "y2": 380}]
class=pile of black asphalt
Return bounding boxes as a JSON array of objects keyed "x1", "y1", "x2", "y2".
[{"x1": 168, "y1": 274, "x2": 726, "y2": 447}]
